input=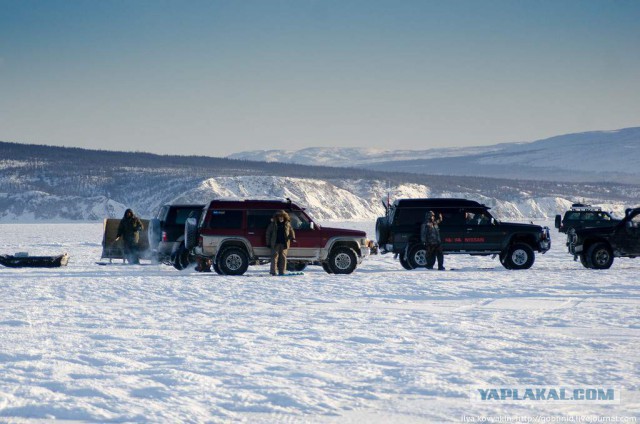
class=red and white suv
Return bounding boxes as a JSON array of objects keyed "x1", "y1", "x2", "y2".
[{"x1": 178, "y1": 199, "x2": 370, "y2": 275}]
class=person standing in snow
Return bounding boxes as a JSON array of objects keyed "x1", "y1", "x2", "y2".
[
  {"x1": 421, "y1": 210, "x2": 445, "y2": 270},
  {"x1": 266, "y1": 210, "x2": 296, "y2": 275},
  {"x1": 116, "y1": 208, "x2": 144, "y2": 264}
]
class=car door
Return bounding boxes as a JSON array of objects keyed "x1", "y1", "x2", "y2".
[
  {"x1": 438, "y1": 208, "x2": 466, "y2": 252},
  {"x1": 620, "y1": 211, "x2": 640, "y2": 254},
  {"x1": 462, "y1": 208, "x2": 502, "y2": 251},
  {"x1": 287, "y1": 210, "x2": 322, "y2": 258},
  {"x1": 245, "y1": 210, "x2": 276, "y2": 258}
]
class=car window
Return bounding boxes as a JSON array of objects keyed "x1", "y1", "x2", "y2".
[
  {"x1": 464, "y1": 209, "x2": 492, "y2": 226},
  {"x1": 247, "y1": 210, "x2": 277, "y2": 229},
  {"x1": 597, "y1": 212, "x2": 611, "y2": 221},
  {"x1": 565, "y1": 212, "x2": 580, "y2": 220},
  {"x1": 438, "y1": 209, "x2": 464, "y2": 227},
  {"x1": 207, "y1": 210, "x2": 243, "y2": 229},
  {"x1": 290, "y1": 211, "x2": 312, "y2": 230},
  {"x1": 393, "y1": 208, "x2": 427, "y2": 226},
  {"x1": 169, "y1": 208, "x2": 201, "y2": 225}
]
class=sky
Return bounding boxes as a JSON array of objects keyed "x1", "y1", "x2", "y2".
[{"x1": 1, "y1": 0, "x2": 639, "y2": 157}]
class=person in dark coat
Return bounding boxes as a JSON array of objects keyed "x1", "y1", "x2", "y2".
[
  {"x1": 116, "y1": 208, "x2": 144, "y2": 264},
  {"x1": 420, "y1": 210, "x2": 445, "y2": 270},
  {"x1": 266, "y1": 210, "x2": 296, "y2": 275}
]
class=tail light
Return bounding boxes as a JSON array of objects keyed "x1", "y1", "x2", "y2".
[{"x1": 162, "y1": 231, "x2": 168, "y2": 242}]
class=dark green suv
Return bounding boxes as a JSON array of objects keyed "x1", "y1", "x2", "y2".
[
  {"x1": 555, "y1": 204, "x2": 620, "y2": 234},
  {"x1": 376, "y1": 198, "x2": 551, "y2": 270}
]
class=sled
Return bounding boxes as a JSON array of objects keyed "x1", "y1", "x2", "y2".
[
  {"x1": 0, "y1": 253, "x2": 69, "y2": 268},
  {"x1": 101, "y1": 218, "x2": 152, "y2": 263}
]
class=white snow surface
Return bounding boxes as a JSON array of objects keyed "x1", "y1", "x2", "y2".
[{"x1": 0, "y1": 223, "x2": 638, "y2": 422}]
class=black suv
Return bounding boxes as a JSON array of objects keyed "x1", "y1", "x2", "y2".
[
  {"x1": 148, "y1": 204, "x2": 205, "y2": 264},
  {"x1": 567, "y1": 207, "x2": 640, "y2": 269},
  {"x1": 376, "y1": 198, "x2": 551, "y2": 270},
  {"x1": 555, "y1": 204, "x2": 620, "y2": 234}
]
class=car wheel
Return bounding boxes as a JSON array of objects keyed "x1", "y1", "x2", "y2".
[
  {"x1": 184, "y1": 218, "x2": 199, "y2": 250},
  {"x1": 399, "y1": 254, "x2": 414, "y2": 270},
  {"x1": 171, "y1": 242, "x2": 191, "y2": 271},
  {"x1": 499, "y1": 251, "x2": 512, "y2": 270},
  {"x1": 504, "y1": 243, "x2": 535, "y2": 270},
  {"x1": 218, "y1": 247, "x2": 249, "y2": 276},
  {"x1": 213, "y1": 261, "x2": 225, "y2": 275},
  {"x1": 287, "y1": 262, "x2": 307, "y2": 272},
  {"x1": 328, "y1": 247, "x2": 357, "y2": 274},
  {"x1": 587, "y1": 243, "x2": 613, "y2": 270},
  {"x1": 408, "y1": 244, "x2": 428, "y2": 268},
  {"x1": 321, "y1": 262, "x2": 334, "y2": 274},
  {"x1": 579, "y1": 253, "x2": 591, "y2": 269}
]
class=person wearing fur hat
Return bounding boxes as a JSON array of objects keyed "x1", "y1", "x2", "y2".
[
  {"x1": 266, "y1": 210, "x2": 296, "y2": 275},
  {"x1": 116, "y1": 208, "x2": 144, "y2": 264}
]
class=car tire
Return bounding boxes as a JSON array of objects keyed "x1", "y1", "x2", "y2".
[
  {"x1": 213, "y1": 261, "x2": 224, "y2": 275},
  {"x1": 218, "y1": 247, "x2": 249, "y2": 276},
  {"x1": 399, "y1": 254, "x2": 414, "y2": 270},
  {"x1": 499, "y1": 251, "x2": 512, "y2": 270},
  {"x1": 408, "y1": 244, "x2": 428, "y2": 269},
  {"x1": 375, "y1": 217, "x2": 390, "y2": 246},
  {"x1": 287, "y1": 262, "x2": 307, "y2": 272},
  {"x1": 171, "y1": 242, "x2": 191, "y2": 271},
  {"x1": 503, "y1": 243, "x2": 535, "y2": 270},
  {"x1": 328, "y1": 247, "x2": 357, "y2": 274},
  {"x1": 587, "y1": 242, "x2": 613, "y2": 270},
  {"x1": 322, "y1": 262, "x2": 334, "y2": 274},
  {"x1": 184, "y1": 218, "x2": 198, "y2": 250},
  {"x1": 579, "y1": 253, "x2": 591, "y2": 268}
]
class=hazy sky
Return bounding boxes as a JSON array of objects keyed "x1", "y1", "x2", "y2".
[{"x1": 1, "y1": 0, "x2": 639, "y2": 156}]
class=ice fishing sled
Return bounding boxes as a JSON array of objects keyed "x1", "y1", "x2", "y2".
[{"x1": 0, "y1": 253, "x2": 70, "y2": 268}]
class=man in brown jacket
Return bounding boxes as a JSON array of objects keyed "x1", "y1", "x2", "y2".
[{"x1": 266, "y1": 210, "x2": 296, "y2": 275}]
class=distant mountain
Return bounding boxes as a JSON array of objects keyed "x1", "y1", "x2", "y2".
[
  {"x1": 228, "y1": 127, "x2": 640, "y2": 183},
  {"x1": 1, "y1": 140, "x2": 638, "y2": 222}
]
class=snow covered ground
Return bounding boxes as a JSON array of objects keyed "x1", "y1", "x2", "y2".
[{"x1": 0, "y1": 222, "x2": 638, "y2": 423}]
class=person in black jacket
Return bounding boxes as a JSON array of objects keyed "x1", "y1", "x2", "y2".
[
  {"x1": 266, "y1": 210, "x2": 296, "y2": 275},
  {"x1": 116, "y1": 209, "x2": 144, "y2": 264},
  {"x1": 420, "y1": 210, "x2": 445, "y2": 270}
]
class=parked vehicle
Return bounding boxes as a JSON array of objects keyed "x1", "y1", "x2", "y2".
[
  {"x1": 567, "y1": 207, "x2": 640, "y2": 269},
  {"x1": 376, "y1": 198, "x2": 551, "y2": 270},
  {"x1": 555, "y1": 203, "x2": 620, "y2": 234},
  {"x1": 176, "y1": 199, "x2": 370, "y2": 275},
  {"x1": 148, "y1": 204, "x2": 205, "y2": 265}
]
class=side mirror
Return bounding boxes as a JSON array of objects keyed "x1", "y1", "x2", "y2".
[
  {"x1": 310, "y1": 222, "x2": 315, "y2": 230},
  {"x1": 554, "y1": 215, "x2": 562, "y2": 229},
  {"x1": 627, "y1": 221, "x2": 633, "y2": 229},
  {"x1": 491, "y1": 218, "x2": 496, "y2": 225}
]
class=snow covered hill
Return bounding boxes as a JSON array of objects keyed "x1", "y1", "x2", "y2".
[
  {"x1": 0, "y1": 141, "x2": 637, "y2": 222},
  {"x1": 0, "y1": 175, "x2": 631, "y2": 223},
  {"x1": 228, "y1": 127, "x2": 640, "y2": 183}
]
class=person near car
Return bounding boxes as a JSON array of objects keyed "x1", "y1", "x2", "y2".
[
  {"x1": 266, "y1": 210, "x2": 296, "y2": 275},
  {"x1": 116, "y1": 208, "x2": 144, "y2": 264},
  {"x1": 421, "y1": 210, "x2": 445, "y2": 270}
]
